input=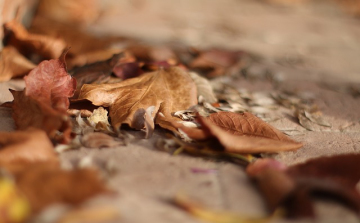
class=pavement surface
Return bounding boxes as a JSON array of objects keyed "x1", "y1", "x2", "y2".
[{"x1": 1, "y1": 0, "x2": 360, "y2": 222}]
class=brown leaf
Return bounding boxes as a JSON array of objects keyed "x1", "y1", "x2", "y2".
[
  {"x1": 287, "y1": 153, "x2": 360, "y2": 190},
  {"x1": 15, "y1": 164, "x2": 109, "y2": 213},
  {"x1": 4, "y1": 20, "x2": 66, "y2": 59},
  {"x1": 10, "y1": 56, "x2": 76, "y2": 143},
  {"x1": 176, "y1": 112, "x2": 303, "y2": 153},
  {"x1": 189, "y1": 49, "x2": 244, "y2": 78},
  {"x1": 0, "y1": 46, "x2": 36, "y2": 82},
  {"x1": 67, "y1": 49, "x2": 123, "y2": 69},
  {"x1": 29, "y1": 16, "x2": 124, "y2": 57},
  {"x1": 112, "y1": 62, "x2": 144, "y2": 80},
  {"x1": 247, "y1": 155, "x2": 360, "y2": 219},
  {"x1": 70, "y1": 53, "x2": 124, "y2": 91},
  {"x1": 0, "y1": 128, "x2": 58, "y2": 166},
  {"x1": 78, "y1": 67, "x2": 197, "y2": 133}
]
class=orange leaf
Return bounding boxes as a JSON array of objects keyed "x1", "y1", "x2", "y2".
[
  {"x1": 15, "y1": 164, "x2": 108, "y2": 213},
  {"x1": 0, "y1": 128, "x2": 58, "y2": 166}
]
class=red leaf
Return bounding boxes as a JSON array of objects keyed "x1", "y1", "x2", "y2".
[
  {"x1": 24, "y1": 55, "x2": 76, "y2": 111},
  {"x1": 10, "y1": 54, "x2": 76, "y2": 143}
]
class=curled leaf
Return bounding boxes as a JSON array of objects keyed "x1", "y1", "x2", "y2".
[
  {"x1": 0, "y1": 46, "x2": 36, "y2": 82},
  {"x1": 4, "y1": 20, "x2": 66, "y2": 59},
  {"x1": 176, "y1": 112, "x2": 303, "y2": 153},
  {"x1": 189, "y1": 72, "x2": 217, "y2": 103}
]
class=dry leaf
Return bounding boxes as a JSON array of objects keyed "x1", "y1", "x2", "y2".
[
  {"x1": 87, "y1": 107, "x2": 112, "y2": 133},
  {"x1": 81, "y1": 132, "x2": 124, "y2": 148},
  {"x1": 78, "y1": 67, "x2": 197, "y2": 133},
  {"x1": 68, "y1": 48, "x2": 123, "y2": 70},
  {"x1": 176, "y1": 112, "x2": 302, "y2": 153},
  {"x1": 10, "y1": 55, "x2": 76, "y2": 143},
  {"x1": 189, "y1": 72, "x2": 217, "y2": 103},
  {"x1": 70, "y1": 53, "x2": 124, "y2": 91},
  {"x1": 15, "y1": 164, "x2": 109, "y2": 213},
  {"x1": 29, "y1": 16, "x2": 124, "y2": 57},
  {"x1": 112, "y1": 62, "x2": 144, "y2": 80},
  {"x1": 189, "y1": 49, "x2": 244, "y2": 77},
  {"x1": 24, "y1": 53, "x2": 76, "y2": 111},
  {"x1": 247, "y1": 155, "x2": 360, "y2": 218},
  {"x1": 0, "y1": 128, "x2": 58, "y2": 165},
  {"x1": 297, "y1": 110, "x2": 331, "y2": 131},
  {"x1": 0, "y1": 46, "x2": 36, "y2": 82},
  {"x1": 4, "y1": 20, "x2": 66, "y2": 59}
]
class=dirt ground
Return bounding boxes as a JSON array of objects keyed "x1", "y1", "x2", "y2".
[{"x1": 1, "y1": 0, "x2": 360, "y2": 222}]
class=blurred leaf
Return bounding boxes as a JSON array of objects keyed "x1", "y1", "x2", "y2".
[
  {"x1": 4, "y1": 20, "x2": 66, "y2": 59},
  {"x1": 15, "y1": 163, "x2": 109, "y2": 213},
  {"x1": 0, "y1": 46, "x2": 36, "y2": 82},
  {"x1": 0, "y1": 128, "x2": 58, "y2": 166},
  {"x1": 174, "y1": 194, "x2": 280, "y2": 223}
]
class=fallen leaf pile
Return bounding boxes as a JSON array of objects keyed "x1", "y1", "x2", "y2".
[{"x1": 0, "y1": 1, "x2": 359, "y2": 222}]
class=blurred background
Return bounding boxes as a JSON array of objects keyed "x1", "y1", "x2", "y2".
[{"x1": 2, "y1": 0, "x2": 360, "y2": 82}]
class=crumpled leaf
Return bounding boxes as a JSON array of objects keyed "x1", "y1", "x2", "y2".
[
  {"x1": 78, "y1": 67, "x2": 197, "y2": 133},
  {"x1": 9, "y1": 54, "x2": 76, "y2": 143},
  {"x1": 0, "y1": 176, "x2": 31, "y2": 223},
  {"x1": 87, "y1": 107, "x2": 112, "y2": 133},
  {"x1": 0, "y1": 46, "x2": 36, "y2": 82},
  {"x1": 189, "y1": 72, "x2": 217, "y2": 103},
  {"x1": 0, "y1": 128, "x2": 58, "y2": 165},
  {"x1": 24, "y1": 53, "x2": 76, "y2": 111},
  {"x1": 297, "y1": 110, "x2": 331, "y2": 131},
  {"x1": 173, "y1": 194, "x2": 280, "y2": 223},
  {"x1": 15, "y1": 164, "x2": 109, "y2": 213},
  {"x1": 246, "y1": 154, "x2": 360, "y2": 218},
  {"x1": 81, "y1": 132, "x2": 124, "y2": 148},
  {"x1": 175, "y1": 112, "x2": 302, "y2": 153},
  {"x1": 4, "y1": 20, "x2": 66, "y2": 59}
]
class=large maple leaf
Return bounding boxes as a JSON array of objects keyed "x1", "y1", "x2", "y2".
[{"x1": 78, "y1": 67, "x2": 197, "y2": 133}]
